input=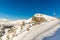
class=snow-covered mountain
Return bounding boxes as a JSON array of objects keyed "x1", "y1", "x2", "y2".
[{"x1": 0, "y1": 13, "x2": 60, "y2": 40}]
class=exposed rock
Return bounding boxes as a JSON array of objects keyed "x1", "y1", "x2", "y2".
[
  {"x1": 32, "y1": 16, "x2": 47, "y2": 24},
  {"x1": 2, "y1": 25, "x2": 14, "y2": 30},
  {"x1": 0, "y1": 30, "x2": 5, "y2": 37}
]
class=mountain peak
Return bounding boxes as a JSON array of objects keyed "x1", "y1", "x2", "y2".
[{"x1": 34, "y1": 13, "x2": 43, "y2": 17}]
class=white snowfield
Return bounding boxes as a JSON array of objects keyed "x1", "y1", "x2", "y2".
[{"x1": 0, "y1": 13, "x2": 60, "y2": 40}]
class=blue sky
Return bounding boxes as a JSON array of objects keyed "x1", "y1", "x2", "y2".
[{"x1": 0, "y1": 0, "x2": 60, "y2": 20}]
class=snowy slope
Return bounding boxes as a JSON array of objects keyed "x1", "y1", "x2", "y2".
[{"x1": 0, "y1": 13, "x2": 60, "y2": 40}]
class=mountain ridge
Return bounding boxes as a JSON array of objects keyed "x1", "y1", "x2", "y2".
[{"x1": 0, "y1": 13, "x2": 60, "y2": 40}]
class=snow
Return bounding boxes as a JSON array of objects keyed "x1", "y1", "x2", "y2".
[
  {"x1": 0, "y1": 13, "x2": 60, "y2": 40},
  {"x1": 19, "y1": 19, "x2": 59, "y2": 40}
]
